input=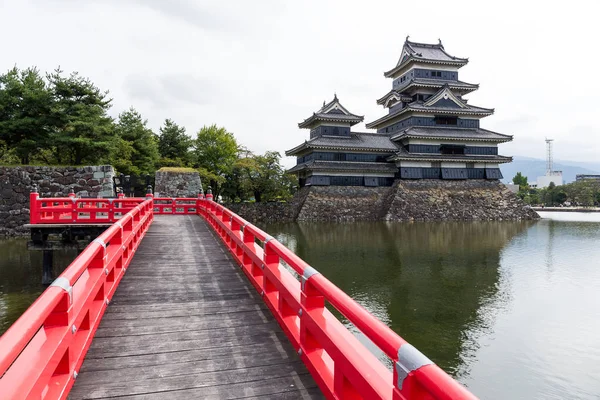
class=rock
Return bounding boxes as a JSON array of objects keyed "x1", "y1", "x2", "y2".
[
  {"x1": 0, "y1": 165, "x2": 115, "y2": 236},
  {"x1": 154, "y1": 170, "x2": 202, "y2": 198}
]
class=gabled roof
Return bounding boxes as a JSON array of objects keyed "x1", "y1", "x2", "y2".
[
  {"x1": 366, "y1": 92, "x2": 494, "y2": 129},
  {"x1": 285, "y1": 132, "x2": 398, "y2": 156},
  {"x1": 377, "y1": 80, "x2": 479, "y2": 106},
  {"x1": 384, "y1": 38, "x2": 468, "y2": 78},
  {"x1": 424, "y1": 86, "x2": 469, "y2": 108},
  {"x1": 390, "y1": 126, "x2": 513, "y2": 143},
  {"x1": 298, "y1": 95, "x2": 364, "y2": 128}
]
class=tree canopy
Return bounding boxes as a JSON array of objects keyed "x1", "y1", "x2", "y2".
[
  {"x1": 0, "y1": 65, "x2": 296, "y2": 201},
  {"x1": 512, "y1": 172, "x2": 528, "y2": 188},
  {"x1": 193, "y1": 124, "x2": 239, "y2": 197},
  {"x1": 157, "y1": 119, "x2": 192, "y2": 166},
  {"x1": 112, "y1": 107, "x2": 159, "y2": 175}
]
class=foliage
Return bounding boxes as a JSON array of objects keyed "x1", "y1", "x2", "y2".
[
  {"x1": 47, "y1": 68, "x2": 115, "y2": 165},
  {"x1": 112, "y1": 107, "x2": 159, "y2": 175},
  {"x1": 158, "y1": 167, "x2": 197, "y2": 173},
  {"x1": 0, "y1": 66, "x2": 297, "y2": 201},
  {"x1": 157, "y1": 119, "x2": 192, "y2": 166},
  {"x1": 0, "y1": 67, "x2": 54, "y2": 164},
  {"x1": 231, "y1": 151, "x2": 294, "y2": 202},
  {"x1": 524, "y1": 180, "x2": 600, "y2": 207},
  {"x1": 512, "y1": 172, "x2": 528, "y2": 188},
  {"x1": 193, "y1": 125, "x2": 239, "y2": 197}
]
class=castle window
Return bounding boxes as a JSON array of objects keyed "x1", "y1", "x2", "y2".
[
  {"x1": 435, "y1": 116, "x2": 458, "y2": 125},
  {"x1": 440, "y1": 144, "x2": 465, "y2": 155},
  {"x1": 431, "y1": 71, "x2": 442, "y2": 77}
]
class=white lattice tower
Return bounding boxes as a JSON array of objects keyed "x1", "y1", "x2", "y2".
[{"x1": 545, "y1": 138, "x2": 554, "y2": 175}]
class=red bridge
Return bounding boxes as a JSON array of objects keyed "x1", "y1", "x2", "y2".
[{"x1": 0, "y1": 190, "x2": 477, "y2": 399}]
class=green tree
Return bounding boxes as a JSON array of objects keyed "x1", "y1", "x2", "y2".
[
  {"x1": 512, "y1": 172, "x2": 528, "y2": 187},
  {"x1": 112, "y1": 107, "x2": 159, "y2": 175},
  {"x1": 47, "y1": 69, "x2": 115, "y2": 165},
  {"x1": 0, "y1": 67, "x2": 53, "y2": 164},
  {"x1": 193, "y1": 124, "x2": 238, "y2": 197},
  {"x1": 157, "y1": 119, "x2": 192, "y2": 166},
  {"x1": 234, "y1": 151, "x2": 295, "y2": 202}
]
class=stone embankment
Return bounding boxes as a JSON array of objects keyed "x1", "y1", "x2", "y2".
[
  {"x1": 0, "y1": 166, "x2": 115, "y2": 236},
  {"x1": 384, "y1": 180, "x2": 539, "y2": 221},
  {"x1": 225, "y1": 180, "x2": 538, "y2": 224}
]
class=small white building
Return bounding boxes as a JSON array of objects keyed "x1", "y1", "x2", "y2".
[{"x1": 536, "y1": 171, "x2": 563, "y2": 188}]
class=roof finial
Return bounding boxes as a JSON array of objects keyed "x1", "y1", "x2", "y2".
[
  {"x1": 438, "y1": 38, "x2": 443, "y2": 47},
  {"x1": 405, "y1": 35, "x2": 410, "y2": 42},
  {"x1": 323, "y1": 100, "x2": 325, "y2": 107},
  {"x1": 333, "y1": 92, "x2": 338, "y2": 101}
]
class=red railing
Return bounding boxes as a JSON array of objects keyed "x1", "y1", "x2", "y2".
[
  {"x1": 152, "y1": 197, "x2": 200, "y2": 214},
  {"x1": 29, "y1": 192, "x2": 200, "y2": 224},
  {"x1": 0, "y1": 199, "x2": 153, "y2": 399},
  {"x1": 14, "y1": 190, "x2": 476, "y2": 399},
  {"x1": 198, "y1": 197, "x2": 477, "y2": 400}
]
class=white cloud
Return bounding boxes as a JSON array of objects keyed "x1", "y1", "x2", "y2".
[{"x1": 2, "y1": 0, "x2": 599, "y2": 165}]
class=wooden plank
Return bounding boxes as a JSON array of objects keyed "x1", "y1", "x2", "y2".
[{"x1": 69, "y1": 215, "x2": 323, "y2": 400}]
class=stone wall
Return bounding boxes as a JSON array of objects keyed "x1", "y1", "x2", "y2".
[
  {"x1": 296, "y1": 186, "x2": 395, "y2": 221},
  {"x1": 225, "y1": 202, "x2": 296, "y2": 223},
  {"x1": 0, "y1": 165, "x2": 115, "y2": 236},
  {"x1": 154, "y1": 170, "x2": 202, "y2": 197},
  {"x1": 385, "y1": 180, "x2": 539, "y2": 221},
  {"x1": 224, "y1": 187, "x2": 312, "y2": 224},
  {"x1": 223, "y1": 180, "x2": 538, "y2": 224}
]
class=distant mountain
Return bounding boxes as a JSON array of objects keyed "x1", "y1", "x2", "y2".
[{"x1": 500, "y1": 156, "x2": 600, "y2": 184}]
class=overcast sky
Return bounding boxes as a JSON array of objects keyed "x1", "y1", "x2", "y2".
[{"x1": 2, "y1": 0, "x2": 599, "y2": 166}]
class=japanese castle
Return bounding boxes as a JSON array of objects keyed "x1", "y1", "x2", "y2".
[{"x1": 286, "y1": 38, "x2": 512, "y2": 187}]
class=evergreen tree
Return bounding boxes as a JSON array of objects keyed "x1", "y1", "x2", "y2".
[
  {"x1": 47, "y1": 68, "x2": 115, "y2": 165},
  {"x1": 0, "y1": 67, "x2": 53, "y2": 164},
  {"x1": 157, "y1": 119, "x2": 191, "y2": 166},
  {"x1": 113, "y1": 107, "x2": 159, "y2": 175}
]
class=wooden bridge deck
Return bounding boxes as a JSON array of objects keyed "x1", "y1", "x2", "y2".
[{"x1": 69, "y1": 215, "x2": 323, "y2": 399}]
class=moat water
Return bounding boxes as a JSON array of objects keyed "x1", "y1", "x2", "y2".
[{"x1": 1, "y1": 213, "x2": 599, "y2": 399}]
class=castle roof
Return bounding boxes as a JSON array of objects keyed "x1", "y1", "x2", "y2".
[
  {"x1": 390, "y1": 126, "x2": 513, "y2": 143},
  {"x1": 384, "y1": 38, "x2": 468, "y2": 78},
  {"x1": 388, "y1": 147, "x2": 512, "y2": 163},
  {"x1": 287, "y1": 160, "x2": 398, "y2": 174},
  {"x1": 298, "y1": 95, "x2": 364, "y2": 129},
  {"x1": 366, "y1": 86, "x2": 494, "y2": 129},
  {"x1": 285, "y1": 132, "x2": 398, "y2": 156},
  {"x1": 377, "y1": 80, "x2": 479, "y2": 105}
]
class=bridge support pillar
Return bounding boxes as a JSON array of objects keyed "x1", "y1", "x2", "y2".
[{"x1": 42, "y1": 250, "x2": 54, "y2": 285}]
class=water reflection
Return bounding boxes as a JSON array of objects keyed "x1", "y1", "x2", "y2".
[
  {"x1": 0, "y1": 239, "x2": 76, "y2": 334},
  {"x1": 264, "y1": 221, "x2": 532, "y2": 377}
]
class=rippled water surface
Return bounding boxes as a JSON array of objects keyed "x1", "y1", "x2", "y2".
[
  {"x1": 261, "y1": 216, "x2": 600, "y2": 400},
  {"x1": 1, "y1": 214, "x2": 600, "y2": 399}
]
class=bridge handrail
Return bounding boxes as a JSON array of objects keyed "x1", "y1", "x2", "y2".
[
  {"x1": 29, "y1": 193, "x2": 203, "y2": 224},
  {"x1": 198, "y1": 198, "x2": 477, "y2": 400},
  {"x1": 0, "y1": 199, "x2": 154, "y2": 399}
]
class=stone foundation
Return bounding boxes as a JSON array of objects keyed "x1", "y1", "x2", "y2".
[
  {"x1": 0, "y1": 165, "x2": 115, "y2": 236},
  {"x1": 385, "y1": 180, "x2": 539, "y2": 221},
  {"x1": 225, "y1": 180, "x2": 538, "y2": 224},
  {"x1": 296, "y1": 186, "x2": 394, "y2": 221},
  {"x1": 154, "y1": 170, "x2": 202, "y2": 197}
]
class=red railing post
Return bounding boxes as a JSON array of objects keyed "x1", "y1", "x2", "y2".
[
  {"x1": 197, "y1": 192, "x2": 203, "y2": 216},
  {"x1": 71, "y1": 197, "x2": 77, "y2": 223},
  {"x1": 29, "y1": 187, "x2": 39, "y2": 224}
]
